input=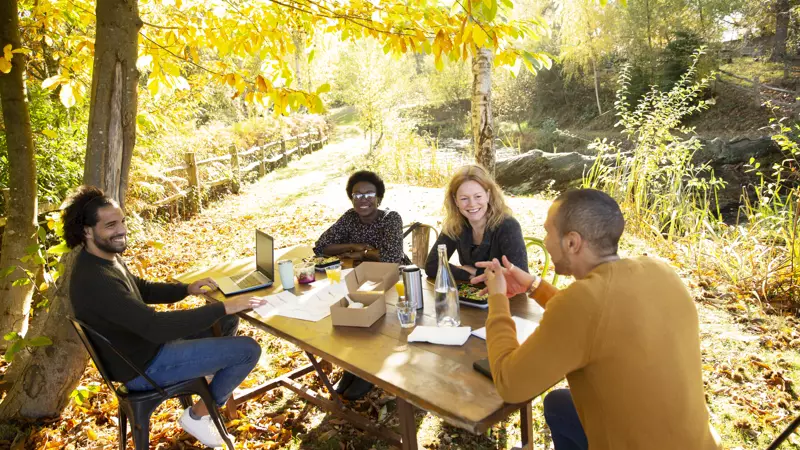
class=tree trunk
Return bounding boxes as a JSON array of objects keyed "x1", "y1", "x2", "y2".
[
  {"x1": 293, "y1": 29, "x2": 304, "y2": 90},
  {"x1": 0, "y1": 0, "x2": 38, "y2": 347},
  {"x1": 0, "y1": 250, "x2": 88, "y2": 419},
  {"x1": 84, "y1": 0, "x2": 142, "y2": 209},
  {"x1": 471, "y1": 47, "x2": 495, "y2": 174},
  {"x1": 771, "y1": 0, "x2": 790, "y2": 62},
  {"x1": 592, "y1": 57, "x2": 602, "y2": 115}
]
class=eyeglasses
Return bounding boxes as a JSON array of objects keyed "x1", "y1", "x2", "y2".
[{"x1": 351, "y1": 192, "x2": 377, "y2": 201}]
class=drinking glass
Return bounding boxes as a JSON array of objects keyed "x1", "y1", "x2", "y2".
[
  {"x1": 396, "y1": 299, "x2": 416, "y2": 329},
  {"x1": 325, "y1": 266, "x2": 342, "y2": 283},
  {"x1": 395, "y1": 280, "x2": 405, "y2": 297}
]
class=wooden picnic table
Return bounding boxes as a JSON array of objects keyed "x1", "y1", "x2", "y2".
[{"x1": 175, "y1": 245, "x2": 546, "y2": 449}]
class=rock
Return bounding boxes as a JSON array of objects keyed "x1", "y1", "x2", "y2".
[
  {"x1": 496, "y1": 135, "x2": 788, "y2": 219},
  {"x1": 495, "y1": 150, "x2": 623, "y2": 195}
]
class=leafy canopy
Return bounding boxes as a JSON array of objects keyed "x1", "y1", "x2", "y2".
[{"x1": 9, "y1": 0, "x2": 551, "y2": 113}]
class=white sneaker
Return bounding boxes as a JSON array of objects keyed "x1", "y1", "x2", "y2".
[{"x1": 178, "y1": 407, "x2": 232, "y2": 448}]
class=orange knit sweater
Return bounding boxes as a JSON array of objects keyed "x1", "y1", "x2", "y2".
[{"x1": 486, "y1": 257, "x2": 721, "y2": 450}]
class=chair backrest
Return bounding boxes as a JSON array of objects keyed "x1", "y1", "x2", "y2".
[
  {"x1": 403, "y1": 222, "x2": 439, "y2": 268},
  {"x1": 524, "y1": 236, "x2": 559, "y2": 285},
  {"x1": 68, "y1": 317, "x2": 167, "y2": 396},
  {"x1": 766, "y1": 415, "x2": 800, "y2": 450}
]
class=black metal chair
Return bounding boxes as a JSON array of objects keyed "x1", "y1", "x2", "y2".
[
  {"x1": 766, "y1": 415, "x2": 800, "y2": 449},
  {"x1": 69, "y1": 318, "x2": 235, "y2": 449}
]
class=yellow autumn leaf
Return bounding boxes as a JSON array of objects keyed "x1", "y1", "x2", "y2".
[
  {"x1": 41, "y1": 75, "x2": 62, "y2": 90},
  {"x1": 86, "y1": 427, "x2": 97, "y2": 440},
  {"x1": 472, "y1": 26, "x2": 488, "y2": 48},
  {"x1": 2, "y1": 44, "x2": 11, "y2": 60},
  {"x1": 42, "y1": 129, "x2": 57, "y2": 138},
  {"x1": 0, "y1": 58, "x2": 11, "y2": 74},
  {"x1": 59, "y1": 83, "x2": 76, "y2": 108}
]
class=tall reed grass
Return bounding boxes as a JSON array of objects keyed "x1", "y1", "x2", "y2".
[{"x1": 584, "y1": 48, "x2": 799, "y2": 311}]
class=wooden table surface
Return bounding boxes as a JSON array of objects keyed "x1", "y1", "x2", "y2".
[{"x1": 176, "y1": 246, "x2": 545, "y2": 434}]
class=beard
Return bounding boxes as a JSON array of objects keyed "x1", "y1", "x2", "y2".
[{"x1": 95, "y1": 234, "x2": 127, "y2": 254}]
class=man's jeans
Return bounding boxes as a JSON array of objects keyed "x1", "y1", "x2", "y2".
[
  {"x1": 544, "y1": 389, "x2": 589, "y2": 450},
  {"x1": 125, "y1": 316, "x2": 260, "y2": 406}
]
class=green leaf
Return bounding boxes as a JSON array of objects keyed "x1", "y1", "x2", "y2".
[
  {"x1": 4, "y1": 339, "x2": 23, "y2": 362},
  {"x1": 12, "y1": 278, "x2": 31, "y2": 287},
  {"x1": 26, "y1": 336, "x2": 53, "y2": 347},
  {"x1": 38, "y1": 226, "x2": 47, "y2": 242},
  {"x1": 25, "y1": 244, "x2": 40, "y2": 255},
  {"x1": 0, "y1": 266, "x2": 16, "y2": 278},
  {"x1": 316, "y1": 83, "x2": 331, "y2": 95},
  {"x1": 3, "y1": 331, "x2": 19, "y2": 341},
  {"x1": 46, "y1": 242, "x2": 71, "y2": 256}
]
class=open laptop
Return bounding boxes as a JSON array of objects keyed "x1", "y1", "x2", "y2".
[{"x1": 215, "y1": 230, "x2": 275, "y2": 295}]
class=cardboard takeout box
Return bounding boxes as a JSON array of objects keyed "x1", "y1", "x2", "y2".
[{"x1": 330, "y1": 262, "x2": 399, "y2": 327}]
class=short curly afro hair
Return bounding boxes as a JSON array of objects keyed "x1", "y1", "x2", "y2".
[
  {"x1": 346, "y1": 170, "x2": 385, "y2": 200},
  {"x1": 61, "y1": 186, "x2": 117, "y2": 249}
]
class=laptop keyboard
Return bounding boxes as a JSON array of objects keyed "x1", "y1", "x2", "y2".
[{"x1": 237, "y1": 272, "x2": 267, "y2": 289}]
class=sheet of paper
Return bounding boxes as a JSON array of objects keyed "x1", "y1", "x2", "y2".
[
  {"x1": 471, "y1": 316, "x2": 539, "y2": 343},
  {"x1": 252, "y1": 282, "x2": 346, "y2": 322},
  {"x1": 357, "y1": 280, "x2": 381, "y2": 292}
]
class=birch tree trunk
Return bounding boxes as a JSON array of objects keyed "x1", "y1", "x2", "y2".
[
  {"x1": 84, "y1": 0, "x2": 142, "y2": 208},
  {"x1": 0, "y1": 0, "x2": 38, "y2": 347},
  {"x1": 471, "y1": 47, "x2": 495, "y2": 174},
  {"x1": 592, "y1": 57, "x2": 603, "y2": 115}
]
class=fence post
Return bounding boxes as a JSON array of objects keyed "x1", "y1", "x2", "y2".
[
  {"x1": 280, "y1": 138, "x2": 287, "y2": 168},
  {"x1": 229, "y1": 144, "x2": 241, "y2": 194},
  {"x1": 258, "y1": 145, "x2": 266, "y2": 178},
  {"x1": 753, "y1": 76, "x2": 761, "y2": 107},
  {"x1": 184, "y1": 152, "x2": 201, "y2": 215}
]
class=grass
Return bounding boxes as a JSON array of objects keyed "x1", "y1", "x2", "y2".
[{"x1": 720, "y1": 57, "x2": 792, "y2": 86}]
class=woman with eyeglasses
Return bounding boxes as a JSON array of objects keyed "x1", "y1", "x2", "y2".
[
  {"x1": 314, "y1": 170, "x2": 404, "y2": 264},
  {"x1": 313, "y1": 170, "x2": 404, "y2": 400},
  {"x1": 425, "y1": 164, "x2": 528, "y2": 281}
]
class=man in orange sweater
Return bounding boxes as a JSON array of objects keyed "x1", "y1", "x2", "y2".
[{"x1": 473, "y1": 189, "x2": 720, "y2": 450}]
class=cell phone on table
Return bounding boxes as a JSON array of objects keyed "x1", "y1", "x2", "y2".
[{"x1": 473, "y1": 357, "x2": 493, "y2": 380}]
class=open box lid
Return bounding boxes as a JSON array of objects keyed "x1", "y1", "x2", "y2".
[{"x1": 344, "y1": 262, "x2": 399, "y2": 302}]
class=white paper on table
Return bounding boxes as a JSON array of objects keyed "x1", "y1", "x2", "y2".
[
  {"x1": 252, "y1": 291, "x2": 296, "y2": 318},
  {"x1": 407, "y1": 326, "x2": 472, "y2": 346},
  {"x1": 471, "y1": 316, "x2": 539, "y2": 343},
  {"x1": 357, "y1": 280, "x2": 381, "y2": 292},
  {"x1": 252, "y1": 282, "x2": 346, "y2": 322}
]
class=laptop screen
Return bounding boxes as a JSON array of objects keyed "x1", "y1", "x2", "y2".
[{"x1": 255, "y1": 230, "x2": 274, "y2": 280}]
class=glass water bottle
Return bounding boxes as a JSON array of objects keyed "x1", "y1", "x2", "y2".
[{"x1": 434, "y1": 244, "x2": 461, "y2": 327}]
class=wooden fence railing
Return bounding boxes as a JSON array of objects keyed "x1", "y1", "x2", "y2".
[
  {"x1": 0, "y1": 129, "x2": 328, "y2": 228},
  {"x1": 717, "y1": 69, "x2": 800, "y2": 109},
  {"x1": 154, "y1": 129, "x2": 328, "y2": 214}
]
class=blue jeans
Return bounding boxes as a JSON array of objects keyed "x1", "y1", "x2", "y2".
[
  {"x1": 543, "y1": 389, "x2": 589, "y2": 450},
  {"x1": 125, "y1": 316, "x2": 260, "y2": 406}
]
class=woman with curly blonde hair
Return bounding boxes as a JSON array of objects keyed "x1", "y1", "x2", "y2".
[{"x1": 424, "y1": 165, "x2": 528, "y2": 280}]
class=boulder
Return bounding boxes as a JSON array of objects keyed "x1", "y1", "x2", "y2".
[
  {"x1": 495, "y1": 150, "x2": 623, "y2": 195},
  {"x1": 496, "y1": 136, "x2": 785, "y2": 198}
]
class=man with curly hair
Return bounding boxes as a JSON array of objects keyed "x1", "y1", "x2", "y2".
[{"x1": 64, "y1": 186, "x2": 267, "y2": 448}]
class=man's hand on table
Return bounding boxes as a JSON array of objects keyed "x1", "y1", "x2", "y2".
[
  {"x1": 188, "y1": 277, "x2": 219, "y2": 295},
  {"x1": 224, "y1": 296, "x2": 269, "y2": 315},
  {"x1": 471, "y1": 256, "x2": 536, "y2": 298}
]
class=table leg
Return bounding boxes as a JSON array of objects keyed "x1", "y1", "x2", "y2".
[
  {"x1": 305, "y1": 351, "x2": 345, "y2": 409},
  {"x1": 397, "y1": 398, "x2": 418, "y2": 450},
  {"x1": 519, "y1": 401, "x2": 533, "y2": 450}
]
